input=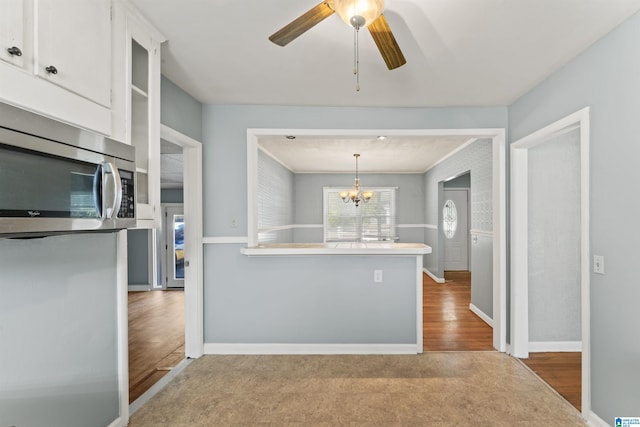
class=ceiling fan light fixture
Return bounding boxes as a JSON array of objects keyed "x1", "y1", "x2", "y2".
[{"x1": 332, "y1": 0, "x2": 384, "y2": 29}]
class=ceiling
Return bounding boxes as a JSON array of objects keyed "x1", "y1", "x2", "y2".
[
  {"x1": 131, "y1": 0, "x2": 640, "y2": 107},
  {"x1": 161, "y1": 138, "x2": 183, "y2": 189},
  {"x1": 258, "y1": 135, "x2": 476, "y2": 173},
  {"x1": 140, "y1": 0, "x2": 640, "y2": 185}
]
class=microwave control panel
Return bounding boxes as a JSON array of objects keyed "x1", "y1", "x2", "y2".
[{"x1": 118, "y1": 170, "x2": 135, "y2": 219}]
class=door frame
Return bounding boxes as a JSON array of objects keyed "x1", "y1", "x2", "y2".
[
  {"x1": 510, "y1": 107, "x2": 590, "y2": 416},
  {"x1": 247, "y1": 127, "x2": 507, "y2": 352},
  {"x1": 160, "y1": 124, "x2": 204, "y2": 358}
]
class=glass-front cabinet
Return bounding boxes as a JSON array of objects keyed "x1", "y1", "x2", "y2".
[
  {"x1": 112, "y1": 3, "x2": 165, "y2": 290},
  {"x1": 123, "y1": 7, "x2": 164, "y2": 229}
]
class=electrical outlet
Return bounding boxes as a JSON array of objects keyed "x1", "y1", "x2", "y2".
[
  {"x1": 374, "y1": 270, "x2": 383, "y2": 283},
  {"x1": 593, "y1": 255, "x2": 605, "y2": 275}
]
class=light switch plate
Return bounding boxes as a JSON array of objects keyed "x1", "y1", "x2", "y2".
[
  {"x1": 374, "y1": 270, "x2": 383, "y2": 283},
  {"x1": 593, "y1": 255, "x2": 605, "y2": 275}
]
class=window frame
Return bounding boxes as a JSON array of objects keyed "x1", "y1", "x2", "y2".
[{"x1": 323, "y1": 186, "x2": 398, "y2": 243}]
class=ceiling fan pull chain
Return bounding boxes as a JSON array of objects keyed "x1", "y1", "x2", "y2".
[{"x1": 354, "y1": 26, "x2": 360, "y2": 92}]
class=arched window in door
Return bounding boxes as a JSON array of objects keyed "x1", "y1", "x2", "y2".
[{"x1": 443, "y1": 199, "x2": 458, "y2": 239}]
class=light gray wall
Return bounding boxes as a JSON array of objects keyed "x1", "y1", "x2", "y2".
[
  {"x1": 202, "y1": 104, "x2": 507, "y2": 344},
  {"x1": 509, "y1": 11, "x2": 640, "y2": 420},
  {"x1": 161, "y1": 75, "x2": 203, "y2": 141},
  {"x1": 423, "y1": 138, "x2": 493, "y2": 317},
  {"x1": 471, "y1": 234, "x2": 493, "y2": 318},
  {"x1": 161, "y1": 188, "x2": 184, "y2": 203},
  {"x1": 293, "y1": 173, "x2": 425, "y2": 243},
  {"x1": 528, "y1": 129, "x2": 581, "y2": 342},
  {"x1": 258, "y1": 149, "x2": 294, "y2": 243},
  {"x1": 0, "y1": 233, "x2": 119, "y2": 427},
  {"x1": 444, "y1": 172, "x2": 471, "y2": 188},
  {"x1": 127, "y1": 228, "x2": 149, "y2": 284},
  {"x1": 203, "y1": 105, "x2": 507, "y2": 238},
  {"x1": 204, "y1": 245, "x2": 417, "y2": 343}
]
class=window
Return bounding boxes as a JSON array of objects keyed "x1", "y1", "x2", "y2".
[
  {"x1": 443, "y1": 199, "x2": 457, "y2": 239},
  {"x1": 324, "y1": 187, "x2": 397, "y2": 242}
]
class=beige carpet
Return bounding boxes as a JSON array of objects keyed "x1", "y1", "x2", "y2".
[{"x1": 129, "y1": 352, "x2": 586, "y2": 426}]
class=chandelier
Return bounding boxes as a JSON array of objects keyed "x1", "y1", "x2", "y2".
[{"x1": 340, "y1": 153, "x2": 373, "y2": 207}]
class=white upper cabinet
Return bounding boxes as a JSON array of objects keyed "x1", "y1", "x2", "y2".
[
  {"x1": 0, "y1": 0, "x2": 111, "y2": 135},
  {"x1": 35, "y1": 0, "x2": 112, "y2": 107},
  {"x1": 0, "y1": 0, "x2": 25, "y2": 68}
]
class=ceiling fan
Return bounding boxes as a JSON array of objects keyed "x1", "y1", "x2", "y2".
[{"x1": 269, "y1": 0, "x2": 406, "y2": 72}]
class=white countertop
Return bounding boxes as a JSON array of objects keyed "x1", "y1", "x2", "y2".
[{"x1": 241, "y1": 242, "x2": 432, "y2": 256}]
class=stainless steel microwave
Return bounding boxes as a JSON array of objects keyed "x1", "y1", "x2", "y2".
[{"x1": 0, "y1": 103, "x2": 136, "y2": 237}]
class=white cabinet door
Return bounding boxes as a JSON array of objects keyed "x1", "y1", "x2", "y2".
[
  {"x1": 35, "y1": 0, "x2": 111, "y2": 107},
  {"x1": 0, "y1": 0, "x2": 25, "y2": 68}
]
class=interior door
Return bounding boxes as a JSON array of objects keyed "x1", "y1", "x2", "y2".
[
  {"x1": 164, "y1": 205, "x2": 184, "y2": 288},
  {"x1": 443, "y1": 189, "x2": 469, "y2": 271}
]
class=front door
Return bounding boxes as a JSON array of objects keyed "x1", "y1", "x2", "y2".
[
  {"x1": 164, "y1": 205, "x2": 184, "y2": 288},
  {"x1": 443, "y1": 189, "x2": 469, "y2": 271}
]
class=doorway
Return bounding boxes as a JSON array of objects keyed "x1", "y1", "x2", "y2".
[
  {"x1": 159, "y1": 124, "x2": 204, "y2": 359},
  {"x1": 162, "y1": 204, "x2": 185, "y2": 289},
  {"x1": 443, "y1": 186, "x2": 470, "y2": 272},
  {"x1": 247, "y1": 127, "x2": 507, "y2": 352},
  {"x1": 510, "y1": 108, "x2": 590, "y2": 416},
  {"x1": 124, "y1": 125, "x2": 203, "y2": 411}
]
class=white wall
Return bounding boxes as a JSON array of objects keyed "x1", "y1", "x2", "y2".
[{"x1": 527, "y1": 129, "x2": 581, "y2": 342}]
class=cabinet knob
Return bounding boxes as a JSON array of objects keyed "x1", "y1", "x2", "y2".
[
  {"x1": 7, "y1": 46, "x2": 22, "y2": 56},
  {"x1": 45, "y1": 65, "x2": 58, "y2": 75}
]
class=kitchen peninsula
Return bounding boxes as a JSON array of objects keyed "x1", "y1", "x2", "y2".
[{"x1": 203, "y1": 242, "x2": 431, "y2": 355}]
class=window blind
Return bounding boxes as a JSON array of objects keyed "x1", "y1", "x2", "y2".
[{"x1": 324, "y1": 187, "x2": 397, "y2": 242}]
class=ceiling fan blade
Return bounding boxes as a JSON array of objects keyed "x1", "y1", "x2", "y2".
[
  {"x1": 367, "y1": 14, "x2": 406, "y2": 70},
  {"x1": 269, "y1": 2, "x2": 335, "y2": 47}
]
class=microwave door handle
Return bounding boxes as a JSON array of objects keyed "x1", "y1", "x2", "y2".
[
  {"x1": 93, "y1": 164, "x2": 106, "y2": 220},
  {"x1": 104, "y1": 162, "x2": 122, "y2": 219}
]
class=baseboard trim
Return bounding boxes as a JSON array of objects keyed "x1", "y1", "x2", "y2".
[
  {"x1": 107, "y1": 417, "x2": 125, "y2": 427},
  {"x1": 469, "y1": 303, "x2": 494, "y2": 328},
  {"x1": 204, "y1": 343, "x2": 420, "y2": 355},
  {"x1": 129, "y1": 358, "x2": 192, "y2": 416},
  {"x1": 528, "y1": 341, "x2": 582, "y2": 352},
  {"x1": 128, "y1": 285, "x2": 151, "y2": 292},
  {"x1": 587, "y1": 411, "x2": 610, "y2": 427},
  {"x1": 423, "y1": 268, "x2": 445, "y2": 283}
]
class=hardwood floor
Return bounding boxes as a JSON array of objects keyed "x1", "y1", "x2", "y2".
[
  {"x1": 521, "y1": 352, "x2": 582, "y2": 411},
  {"x1": 423, "y1": 271, "x2": 494, "y2": 351},
  {"x1": 422, "y1": 270, "x2": 581, "y2": 412},
  {"x1": 128, "y1": 290, "x2": 185, "y2": 403}
]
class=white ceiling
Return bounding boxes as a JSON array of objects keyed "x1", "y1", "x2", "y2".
[
  {"x1": 161, "y1": 138, "x2": 183, "y2": 189},
  {"x1": 258, "y1": 135, "x2": 476, "y2": 173},
  {"x1": 131, "y1": 0, "x2": 640, "y2": 107},
  {"x1": 138, "y1": 0, "x2": 640, "y2": 183}
]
